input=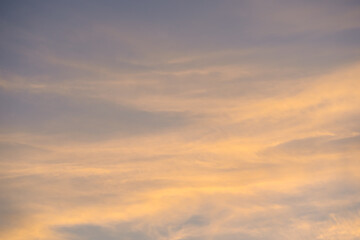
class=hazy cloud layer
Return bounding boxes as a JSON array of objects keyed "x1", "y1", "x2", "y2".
[{"x1": 1, "y1": 1, "x2": 360, "y2": 240}]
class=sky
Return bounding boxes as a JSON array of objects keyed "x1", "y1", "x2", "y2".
[{"x1": 0, "y1": 0, "x2": 360, "y2": 239}]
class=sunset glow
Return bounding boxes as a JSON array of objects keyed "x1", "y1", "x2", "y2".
[{"x1": 1, "y1": 1, "x2": 360, "y2": 239}]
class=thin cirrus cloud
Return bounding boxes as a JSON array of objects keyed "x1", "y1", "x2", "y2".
[{"x1": 0, "y1": 0, "x2": 360, "y2": 240}]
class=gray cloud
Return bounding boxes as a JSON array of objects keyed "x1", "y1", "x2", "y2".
[
  {"x1": 0, "y1": 196, "x2": 24, "y2": 232},
  {"x1": 1, "y1": 0, "x2": 360, "y2": 84},
  {"x1": 58, "y1": 224, "x2": 150, "y2": 240},
  {"x1": 262, "y1": 135, "x2": 360, "y2": 156},
  {"x1": 0, "y1": 141, "x2": 49, "y2": 163},
  {"x1": 0, "y1": 88, "x2": 189, "y2": 140},
  {"x1": 57, "y1": 214, "x2": 210, "y2": 240}
]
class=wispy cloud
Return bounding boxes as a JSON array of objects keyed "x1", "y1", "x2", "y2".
[{"x1": 1, "y1": 1, "x2": 359, "y2": 240}]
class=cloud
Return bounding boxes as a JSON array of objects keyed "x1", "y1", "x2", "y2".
[
  {"x1": 0, "y1": 88, "x2": 190, "y2": 141},
  {"x1": 0, "y1": 141, "x2": 49, "y2": 162},
  {"x1": 1, "y1": 0, "x2": 360, "y2": 84},
  {"x1": 1, "y1": 1, "x2": 360, "y2": 240},
  {"x1": 261, "y1": 134, "x2": 360, "y2": 156},
  {"x1": 58, "y1": 224, "x2": 150, "y2": 240},
  {"x1": 0, "y1": 195, "x2": 25, "y2": 232}
]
